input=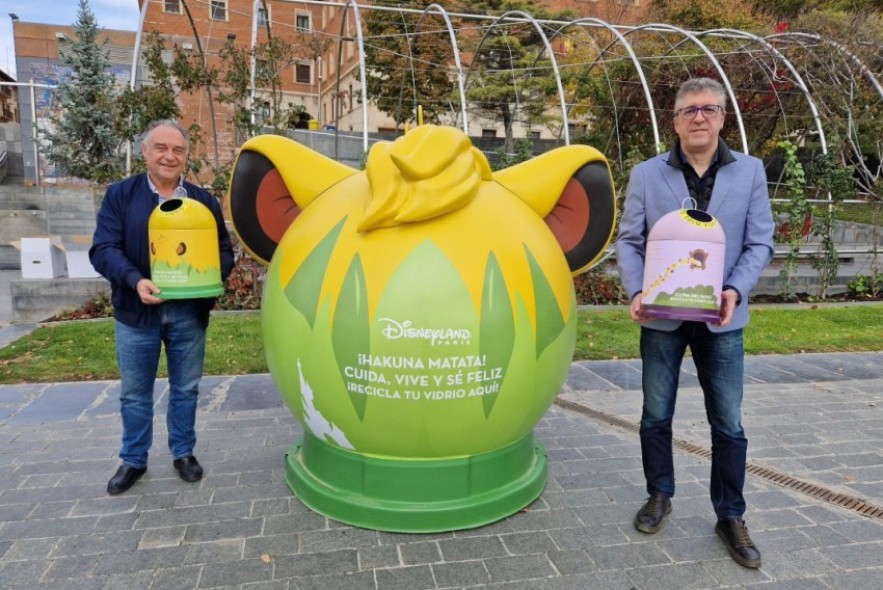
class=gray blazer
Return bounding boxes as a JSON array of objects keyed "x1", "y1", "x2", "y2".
[{"x1": 615, "y1": 144, "x2": 775, "y2": 333}]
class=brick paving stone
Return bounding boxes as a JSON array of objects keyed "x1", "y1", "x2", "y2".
[
  {"x1": 100, "y1": 570, "x2": 155, "y2": 590},
  {"x1": 149, "y1": 565, "x2": 203, "y2": 590},
  {"x1": 500, "y1": 531, "x2": 558, "y2": 555},
  {"x1": 138, "y1": 525, "x2": 187, "y2": 549},
  {"x1": 546, "y1": 524, "x2": 629, "y2": 550},
  {"x1": 626, "y1": 562, "x2": 725, "y2": 590},
  {"x1": 2, "y1": 538, "x2": 58, "y2": 561},
  {"x1": 438, "y1": 536, "x2": 508, "y2": 561},
  {"x1": 300, "y1": 527, "x2": 380, "y2": 554},
  {"x1": 0, "y1": 559, "x2": 52, "y2": 586},
  {"x1": 183, "y1": 517, "x2": 267, "y2": 543},
  {"x1": 546, "y1": 569, "x2": 635, "y2": 590},
  {"x1": 822, "y1": 541, "x2": 883, "y2": 569},
  {"x1": 273, "y1": 549, "x2": 359, "y2": 579},
  {"x1": 760, "y1": 547, "x2": 841, "y2": 579},
  {"x1": 820, "y1": 567, "x2": 883, "y2": 590},
  {"x1": 0, "y1": 352, "x2": 882, "y2": 589},
  {"x1": 373, "y1": 564, "x2": 436, "y2": 590},
  {"x1": 398, "y1": 540, "x2": 442, "y2": 565},
  {"x1": 43, "y1": 554, "x2": 99, "y2": 580},
  {"x1": 289, "y1": 570, "x2": 376, "y2": 590},
  {"x1": 431, "y1": 560, "x2": 492, "y2": 587},
  {"x1": 199, "y1": 558, "x2": 274, "y2": 588},
  {"x1": 357, "y1": 544, "x2": 401, "y2": 570},
  {"x1": 484, "y1": 553, "x2": 557, "y2": 583},
  {"x1": 587, "y1": 542, "x2": 674, "y2": 571},
  {"x1": 546, "y1": 549, "x2": 595, "y2": 574},
  {"x1": 185, "y1": 538, "x2": 246, "y2": 564},
  {"x1": 244, "y1": 533, "x2": 300, "y2": 559}
]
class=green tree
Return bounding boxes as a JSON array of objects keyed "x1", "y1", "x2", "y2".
[
  {"x1": 649, "y1": 0, "x2": 764, "y2": 29},
  {"x1": 783, "y1": 9, "x2": 882, "y2": 288},
  {"x1": 115, "y1": 32, "x2": 181, "y2": 153},
  {"x1": 747, "y1": 0, "x2": 882, "y2": 20},
  {"x1": 456, "y1": 0, "x2": 574, "y2": 150},
  {"x1": 41, "y1": 0, "x2": 123, "y2": 184},
  {"x1": 362, "y1": 0, "x2": 458, "y2": 130}
]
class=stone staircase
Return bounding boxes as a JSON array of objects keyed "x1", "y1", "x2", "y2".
[
  {"x1": 754, "y1": 221, "x2": 880, "y2": 296},
  {"x1": 0, "y1": 182, "x2": 108, "y2": 322}
]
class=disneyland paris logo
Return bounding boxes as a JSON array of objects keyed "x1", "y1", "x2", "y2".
[{"x1": 378, "y1": 318, "x2": 472, "y2": 346}]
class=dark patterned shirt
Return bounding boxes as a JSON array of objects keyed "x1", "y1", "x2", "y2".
[{"x1": 666, "y1": 138, "x2": 735, "y2": 211}]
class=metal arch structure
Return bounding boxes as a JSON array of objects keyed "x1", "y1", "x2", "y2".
[
  {"x1": 411, "y1": 4, "x2": 469, "y2": 133},
  {"x1": 248, "y1": 0, "x2": 263, "y2": 127},
  {"x1": 392, "y1": 9, "x2": 421, "y2": 133},
  {"x1": 687, "y1": 28, "x2": 829, "y2": 155},
  {"x1": 612, "y1": 23, "x2": 750, "y2": 154},
  {"x1": 768, "y1": 32, "x2": 883, "y2": 103},
  {"x1": 765, "y1": 31, "x2": 883, "y2": 196},
  {"x1": 462, "y1": 10, "x2": 572, "y2": 144},
  {"x1": 335, "y1": 0, "x2": 371, "y2": 154},
  {"x1": 546, "y1": 18, "x2": 662, "y2": 154},
  {"x1": 125, "y1": 0, "x2": 152, "y2": 174},
  {"x1": 121, "y1": 0, "x2": 881, "y2": 187}
]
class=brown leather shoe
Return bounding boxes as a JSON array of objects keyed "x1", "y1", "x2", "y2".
[
  {"x1": 715, "y1": 517, "x2": 762, "y2": 568},
  {"x1": 634, "y1": 492, "x2": 671, "y2": 534},
  {"x1": 107, "y1": 464, "x2": 147, "y2": 495}
]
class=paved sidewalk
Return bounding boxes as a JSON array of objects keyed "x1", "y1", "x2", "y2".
[{"x1": 1, "y1": 352, "x2": 882, "y2": 590}]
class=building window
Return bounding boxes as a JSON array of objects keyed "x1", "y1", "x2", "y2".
[
  {"x1": 257, "y1": 101, "x2": 271, "y2": 125},
  {"x1": 296, "y1": 13, "x2": 311, "y2": 31},
  {"x1": 295, "y1": 63, "x2": 311, "y2": 84},
  {"x1": 256, "y1": 59, "x2": 271, "y2": 80},
  {"x1": 528, "y1": 131, "x2": 541, "y2": 139},
  {"x1": 164, "y1": 0, "x2": 182, "y2": 14},
  {"x1": 210, "y1": 0, "x2": 228, "y2": 21},
  {"x1": 482, "y1": 129, "x2": 497, "y2": 138},
  {"x1": 257, "y1": 5, "x2": 270, "y2": 27}
]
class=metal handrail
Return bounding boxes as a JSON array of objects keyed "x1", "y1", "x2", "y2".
[{"x1": 0, "y1": 150, "x2": 8, "y2": 184}]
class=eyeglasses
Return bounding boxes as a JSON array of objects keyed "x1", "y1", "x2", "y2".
[{"x1": 675, "y1": 105, "x2": 724, "y2": 120}]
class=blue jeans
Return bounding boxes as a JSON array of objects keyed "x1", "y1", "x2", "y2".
[
  {"x1": 115, "y1": 301, "x2": 206, "y2": 468},
  {"x1": 639, "y1": 323, "x2": 747, "y2": 518}
]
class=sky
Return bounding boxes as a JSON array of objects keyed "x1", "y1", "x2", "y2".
[{"x1": 2, "y1": 0, "x2": 141, "y2": 78}]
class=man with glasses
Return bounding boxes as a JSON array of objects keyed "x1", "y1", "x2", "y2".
[{"x1": 615, "y1": 78, "x2": 774, "y2": 568}]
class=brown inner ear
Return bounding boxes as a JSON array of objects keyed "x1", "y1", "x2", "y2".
[
  {"x1": 544, "y1": 178, "x2": 589, "y2": 252},
  {"x1": 256, "y1": 169, "x2": 302, "y2": 244}
]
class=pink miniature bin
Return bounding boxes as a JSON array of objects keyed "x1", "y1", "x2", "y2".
[{"x1": 641, "y1": 207, "x2": 726, "y2": 322}]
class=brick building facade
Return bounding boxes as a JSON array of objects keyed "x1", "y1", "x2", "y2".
[{"x1": 12, "y1": 0, "x2": 649, "y2": 184}]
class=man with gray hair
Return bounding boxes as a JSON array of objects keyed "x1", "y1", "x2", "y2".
[
  {"x1": 616, "y1": 78, "x2": 774, "y2": 568},
  {"x1": 90, "y1": 119, "x2": 234, "y2": 495}
]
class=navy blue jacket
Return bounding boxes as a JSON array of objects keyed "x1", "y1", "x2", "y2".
[{"x1": 89, "y1": 174, "x2": 235, "y2": 328}]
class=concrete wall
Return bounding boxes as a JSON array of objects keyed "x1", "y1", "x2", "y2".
[
  {"x1": 0, "y1": 122, "x2": 24, "y2": 179},
  {"x1": 0, "y1": 184, "x2": 100, "y2": 269},
  {"x1": 11, "y1": 277, "x2": 109, "y2": 322}
]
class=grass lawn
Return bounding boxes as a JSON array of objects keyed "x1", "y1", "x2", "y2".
[{"x1": 0, "y1": 304, "x2": 879, "y2": 384}]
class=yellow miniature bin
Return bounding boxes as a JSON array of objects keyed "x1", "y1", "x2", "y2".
[{"x1": 148, "y1": 198, "x2": 224, "y2": 299}]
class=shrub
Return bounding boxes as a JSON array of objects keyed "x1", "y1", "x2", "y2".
[{"x1": 573, "y1": 266, "x2": 627, "y2": 305}]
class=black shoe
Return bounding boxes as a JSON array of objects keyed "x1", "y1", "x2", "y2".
[
  {"x1": 107, "y1": 464, "x2": 147, "y2": 495},
  {"x1": 173, "y1": 456, "x2": 203, "y2": 482},
  {"x1": 634, "y1": 492, "x2": 672, "y2": 534},
  {"x1": 716, "y1": 517, "x2": 762, "y2": 568}
]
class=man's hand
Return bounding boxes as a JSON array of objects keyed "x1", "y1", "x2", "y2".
[
  {"x1": 629, "y1": 293, "x2": 651, "y2": 323},
  {"x1": 136, "y1": 279, "x2": 163, "y2": 305},
  {"x1": 717, "y1": 288, "x2": 739, "y2": 327}
]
